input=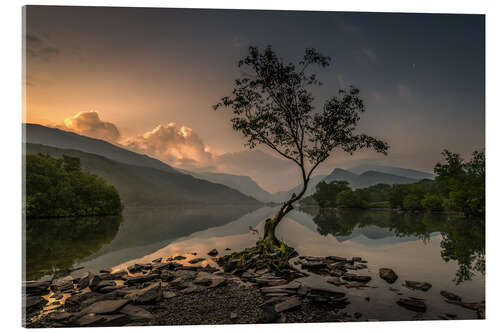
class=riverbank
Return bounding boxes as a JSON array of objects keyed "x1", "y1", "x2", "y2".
[{"x1": 23, "y1": 247, "x2": 485, "y2": 327}]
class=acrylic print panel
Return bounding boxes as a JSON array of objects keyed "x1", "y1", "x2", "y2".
[{"x1": 22, "y1": 5, "x2": 485, "y2": 327}]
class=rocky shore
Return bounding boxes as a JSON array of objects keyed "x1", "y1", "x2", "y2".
[{"x1": 23, "y1": 248, "x2": 485, "y2": 327}]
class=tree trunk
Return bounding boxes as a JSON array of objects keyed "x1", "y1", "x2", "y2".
[{"x1": 260, "y1": 190, "x2": 303, "y2": 247}]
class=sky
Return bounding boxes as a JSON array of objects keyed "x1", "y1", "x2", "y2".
[{"x1": 24, "y1": 6, "x2": 485, "y2": 192}]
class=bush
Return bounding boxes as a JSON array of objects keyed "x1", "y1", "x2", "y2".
[
  {"x1": 403, "y1": 193, "x2": 422, "y2": 211},
  {"x1": 421, "y1": 194, "x2": 443, "y2": 211}
]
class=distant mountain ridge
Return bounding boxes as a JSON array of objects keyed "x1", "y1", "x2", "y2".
[
  {"x1": 348, "y1": 164, "x2": 434, "y2": 180},
  {"x1": 25, "y1": 123, "x2": 179, "y2": 174},
  {"x1": 322, "y1": 168, "x2": 418, "y2": 189},
  {"x1": 26, "y1": 143, "x2": 260, "y2": 207}
]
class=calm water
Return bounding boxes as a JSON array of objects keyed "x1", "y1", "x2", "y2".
[{"x1": 25, "y1": 205, "x2": 485, "y2": 321}]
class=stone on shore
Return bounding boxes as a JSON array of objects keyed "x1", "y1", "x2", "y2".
[
  {"x1": 81, "y1": 299, "x2": 130, "y2": 314},
  {"x1": 23, "y1": 280, "x2": 51, "y2": 295},
  {"x1": 379, "y1": 268, "x2": 398, "y2": 284},
  {"x1": 208, "y1": 249, "x2": 219, "y2": 256},
  {"x1": 274, "y1": 297, "x2": 302, "y2": 312},
  {"x1": 440, "y1": 290, "x2": 462, "y2": 302},
  {"x1": 188, "y1": 258, "x2": 206, "y2": 264},
  {"x1": 397, "y1": 298, "x2": 427, "y2": 312},
  {"x1": 404, "y1": 280, "x2": 432, "y2": 291}
]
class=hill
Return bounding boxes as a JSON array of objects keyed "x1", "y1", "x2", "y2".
[
  {"x1": 322, "y1": 168, "x2": 358, "y2": 184},
  {"x1": 24, "y1": 123, "x2": 178, "y2": 174},
  {"x1": 189, "y1": 171, "x2": 275, "y2": 203},
  {"x1": 322, "y1": 168, "x2": 417, "y2": 189},
  {"x1": 348, "y1": 164, "x2": 434, "y2": 180},
  {"x1": 271, "y1": 174, "x2": 328, "y2": 203},
  {"x1": 25, "y1": 143, "x2": 261, "y2": 207}
]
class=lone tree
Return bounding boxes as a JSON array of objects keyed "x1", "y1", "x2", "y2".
[{"x1": 214, "y1": 46, "x2": 389, "y2": 247}]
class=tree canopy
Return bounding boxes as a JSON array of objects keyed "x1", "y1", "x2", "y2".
[
  {"x1": 214, "y1": 46, "x2": 389, "y2": 201},
  {"x1": 25, "y1": 153, "x2": 123, "y2": 218}
]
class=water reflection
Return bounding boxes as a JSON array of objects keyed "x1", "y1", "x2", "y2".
[
  {"x1": 25, "y1": 215, "x2": 122, "y2": 281},
  {"x1": 25, "y1": 205, "x2": 260, "y2": 281},
  {"x1": 306, "y1": 208, "x2": 485, "y2": 284}
]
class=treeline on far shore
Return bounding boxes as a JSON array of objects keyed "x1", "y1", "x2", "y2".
[{"x1": 300, "y1": 150, "x2": 485, "y2": 217}]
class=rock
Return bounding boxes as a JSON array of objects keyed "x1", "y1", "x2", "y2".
[
  {"x1": 341, "y1": 275, "x2": 371, "y2": 283},
  {"x1": 225, "y1": 248, "x2": 231, "y2": 251},
  {"x1": 64, "y1": 291, "x2": 100, "y2": 312},
  {"x1": 352, "y1": 257, "x2": 363, "y2": 262},
  {"x1": 208, "y1": 249, "x2": 218, "y2": 256},
  {"x1": 24, "y1": 295, "x2": 48, "y2": 312},
  {"x1": 192, "y1": 277, "x2": 213, "y2": 286},
  {"x1": 207, "y1": 277, "x2": 227, "y2": 289},
  {"x1": 127, "y1": 282, "x2": 162, "y2": 304},
  {"x1": 180, "y1": 285, "x2": 204, "y2": 294},
  {"x1": 74, "y1": 313, "x2": 108, "y2": 327},
  {"x1": 308, "y1": 287, "x2": 346, "y2": 299},
  {"x1": 119, "y1": 304, "x2": 153, "y2": 321},
  {"x1": 173, "y1": 255, "x2": 187, "y2": 260},
  {"x1": 355, "y1": 263, "x2": 368, "y2": 269},
  {"x1": 404, "y1": 280, "x2": 432, "y2": 291},
  {"x1": 254, "y1": 277, "x2": 287, "y2": 286},
  {"x1": 230, "y1": 312, "x2": 238, "y2": 320},
  {"x1": 124, "y1": 274, "x2": 159, "y2": 285},
  {"x1": 379, "y1": 268, "x2": 398, "y2": 284},
  {"x1": 301, "y1": 261, "x2": 327, "y2": 270},
  {"x1": 326, "y1": 256, "x2": 347, "y2": 262},
  {"x1": 296, "y1": 285, "x2": 309, "y2": 297},
  {"x1": 152, "y1": 258, "x2": 162, "y2": 263},
  {"x1": 327, "y1": 277, "x2": 346, "y2": 286},
  {"x1": 47, "y1": 311, "x2": 74, "y2": 322},
  {"x1": 160, "y1": 270, "x2": 176, "y2": 282},
  {"x1": 127, "y1": 264, "x2": 145, "y2": 273},
  {"x1": 99, "y1": 284, "x2": 126, "y2": 294},
  {"x1": 52, "y1": 275, "x2": 75, "y2": 292},
  {"x1": 81, "y1": 299, "x2": 130, "y2": 314},
  {"x1": 274, "y1": 297, "x2": 302, "y2": 312},
  {"x1": 202, "y1": 264, "x2": 219, "y2": 273},
  {"x1": 440, "y1": 290, "x2": 462, "y2": 302},
  {"x1": 100, "y1": 268, "x2": 113, "y2": 274},
  {"x1": 95, "y1": 280, "x2": 116, "y2": 292},
  {"x1": 77, "y1": 272, "x2": 92, "y2": 289},
  {"x1": 23, "y1": 280, "x2": 51, "y2": 295},
  {"x1": 176, "y1": 265, "x2": 202, "y2": 271},
  {"x1": 255, "y1": 268, "x2": 269, "y2": 275},
  {"x1": 346, "y1": 281, "x2": 369, "y2": 288},
  {"x1": 397, "y1": 298, "x2": 427, "y2": 312},
  {"x1": 162, "y1": 290, "x2": 176, "y2": 299},
  {"x1": 188, "y1": 258, "x2": 206, "y2": 264}
]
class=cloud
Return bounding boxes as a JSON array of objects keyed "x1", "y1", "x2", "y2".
[
  {"x1": 361, "y1": 48, "x2": 377, "y2": 63},
  {"x1": 123, "y1": 123, "x2": 216, "y2": 170},
  {"x1": 25, "y1": 33, "x2": 60, "y2": 61},
  {"x1": 397, "y1": 83, "x2": 411, "y2": 98},
  {"x1": 60, "y1": 111, "x2": 121, "y2": 142}
]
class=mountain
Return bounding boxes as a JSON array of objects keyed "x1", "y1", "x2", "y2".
[
  {"x1": 25, "y1": 143, "x2": 261, "y2": 207},
  {"x1": 353, "y1": 170, "x2": 417, "y2": 188},
  {"x1": 272, "y1": 174, "x2": 328, "y2": 203},
  {"x1": 322, "y1": 168, "x2": 417, "y2": 189},
  {"x1": 348, "y1": 164, "x2": 434, "y2": 180},
  {"x1": 322, "y1": 168, "x2": 358, "y2": 184},
  {"x1": 24, "y1": 123, "x2": 178, "y2": 174},
  {"x1": 189, "y1": 171, "x2": 275, "y2": 203}
]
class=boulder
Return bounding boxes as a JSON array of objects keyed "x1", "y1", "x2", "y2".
[
  {"x1": 274, "y1": 297, "x2": 302, "y2": 312},
  {"x1": 119, "y1": 304, "x2": 154, "y2": 321},
  {"x1": 404, "y1": 280, "x2": 432, "y2": 291},
  {"x1": 397, "y1": 298, "x2": 427, "y2": 312},
  {"x1": 52, "y1": 275, "x2": 75, "y2": 292},
  {"x1": 126, "y1": 282, "x2": 162, "y2": 304},
  {"x1": 23, "y1": 280, "x2": 51, "y2": 295},
  {"x1": 341, "y1": 275, "x2": 371, "y2": 283},
  {"x1": 81, "y1": 299, "x2": 130, "y2": 314},
  {"x1": 440, "y1": 290, "x2": 462, "y2": 302},
  {"x1": 188, "y1": 258, "x2": 206, "y2": 264},
  {"x1": 379, "y1": 268, "x2": 398, "y2": 284},
  {"x1": 208, "y1": 249, "x2": 218, "y2": 256},
  {"x1": 124, "y1": 274, "x2": 159, "y2": 285}
]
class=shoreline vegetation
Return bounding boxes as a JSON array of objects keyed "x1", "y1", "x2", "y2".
[
  {"x1": 300, "y1": 150, "x2": 484, "y2": 218},
  {"x1": 25, "y1": 154, "x2": 123, "y2": 219}
]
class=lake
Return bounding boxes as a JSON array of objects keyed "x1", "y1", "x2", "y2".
[{"x1": 24, "y1": 205, "x2": 485, "y2": 321}]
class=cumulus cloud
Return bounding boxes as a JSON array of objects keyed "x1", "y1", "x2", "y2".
[
  {"x1": 123, "y1": 123, "x2": 216, "y2": 170},
  {"x1": 61, "y1": 111, "x2": 121, "y2": 142}
]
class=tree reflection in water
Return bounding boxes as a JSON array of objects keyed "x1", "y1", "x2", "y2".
[
  {"x1": 308, "y1": 208, "x2": 484, "y2": 285},
  {"x1": 25, "y1": 215, "x2": 122, "y2": 281}
]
